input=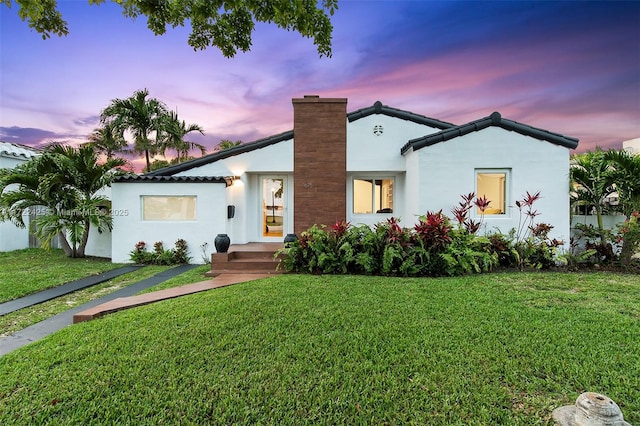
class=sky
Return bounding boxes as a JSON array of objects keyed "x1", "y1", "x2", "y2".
[{"x1": 1, "y1": 0, "x2": 639, "y2": 171}]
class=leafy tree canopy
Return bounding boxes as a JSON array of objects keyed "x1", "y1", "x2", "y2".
[{"x1": 2, "y1": 0, "x2": 338, "y2": 57}]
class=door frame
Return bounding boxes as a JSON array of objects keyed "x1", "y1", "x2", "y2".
[{"x1": 257, "y1": 175, "x2": 292, "y2": 241}]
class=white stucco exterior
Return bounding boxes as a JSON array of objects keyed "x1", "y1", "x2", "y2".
[
  {"x1": 0, "y1": 142, "x2": 40, "y2": 252},
  {"x1": 111, "y1": 180, "x2": 229, "y2": 263},
  {"x1": 405, "y1": 127, "x2": 572, "y2": 245},
  {"x1": 109, "y1": 100, "x2": 578, "y2": 263},
  {"x1": 623, "y1": 138, "x2": 640, "y2": 155}
]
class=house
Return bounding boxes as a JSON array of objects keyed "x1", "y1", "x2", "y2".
[
  {"x1": 623, "y1": 138, "x2": 639, "y2": 155},
  {"x1": 0, "y1": 141, "x2": 41, "y2": 251},
  {"x1": 110, "y1": 96, "x2": 579, "y2": 264}
]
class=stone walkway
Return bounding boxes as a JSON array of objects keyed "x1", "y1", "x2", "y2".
[{"x1": 73, "y1": 273, "x2": 270, "y2": 323}]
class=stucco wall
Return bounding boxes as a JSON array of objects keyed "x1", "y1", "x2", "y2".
[
  {"x1": 0, "y1": 156, "x2": 26, "y2": 170},
  {"x1": 345, "y1": 115, "x2": 443, "y2": 228},
  {"x1": 176, "y1": 139, "x2": 294, "y2": 177},
  {"x1": 0, "y1": 212, "x2": 30, "y2": 252},
  {"x1": 111, "y1": 181, "x2": 228, "y2": 264},
  {"x1": 347, "y1": 114, "x2": 442, "y2": 172},
  {"x1": 0, "y1": 156, "x2": 31, "y2": 252},
  {"x1": 411, "y1": 127, "x2": 572, "y2": 245},
  {"x1": 174, "y1": 140, "x2": 294, "y2": 244}
]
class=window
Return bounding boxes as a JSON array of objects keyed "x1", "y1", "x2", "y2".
[
  {"x1": 476, "y1": 170, "x2": 508, "y2": 215},
  {"x1": 142, "y1": 196, "x2": 196, "y2": 221},
  {"x1": 353, "y1": 178, "x2": 394, "y2": 214}
]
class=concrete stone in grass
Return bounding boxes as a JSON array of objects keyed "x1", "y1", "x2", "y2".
[{"x1": 552, "y1": 392, "x2": 630, "y2": 426}]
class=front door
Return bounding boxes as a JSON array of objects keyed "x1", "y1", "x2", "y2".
[{"x1": 260, "y1": 176, "x2": 286, "y2": 240}]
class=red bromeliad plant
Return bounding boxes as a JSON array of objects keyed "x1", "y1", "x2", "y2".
[{"x1": 414, "y1": 210, "x2": 452, "y2": 251}]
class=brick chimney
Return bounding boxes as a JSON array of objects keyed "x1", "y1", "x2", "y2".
[{"x1": 292, "y1": 95, "x2": 348, "y2": 235}]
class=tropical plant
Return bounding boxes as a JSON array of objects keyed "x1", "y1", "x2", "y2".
[
  {"x1": 149, "y1": 159, "x2": 171, "y2": 171},
  {"x1": 513, "y1": 190, "x2": 541, "y2": 244},
  {"x1": 279, "y1": 212, "x2": 496, "y2": 277},
  {"x1": 452, "y1": 192, "x2": 479, "y2": 233},
  {"x1": 440, "y1": 230, "x2": 497, "y2": 276},
  {"x1": 217, "y1": 139, "x2": 242, "y2": 151},
  {"x1": 0, "y1": 143, "x2": 126, "y2": 257},
  {"x1": 100, "y1": 88, "x2": 169, "y2": 172},
  {"x1": 159, "y1": 110, "x2": 206, "y2": 162},
  {"x1": 129, "y1": 239, "x2": 192, "y2": 265},
  {"x1": 615, "y1": 211, "x2": 640, "y2": 268},
  {"x1": 3, "y1": 0, "x2": 337, "y2": 58},
  {"x1": 486, "y1": 231, "x2": 519, "y2": 268},
  {"x1": 605, "y1": 149, "x2": 640, "y2": 217},
  {"x1": 570, "y1": 148, "x2": 616, "y2": 246},
  {"x1": 86, "y1": 121, "x2": 128, "y2": 159}
]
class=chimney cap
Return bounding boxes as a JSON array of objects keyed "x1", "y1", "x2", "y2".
[{"x1": 292, "y1": 96, "x2": 347, "y2": 104}]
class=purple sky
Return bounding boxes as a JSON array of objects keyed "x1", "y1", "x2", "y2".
[{"x1": 1, "y1": 1, "x2": 639, "y2": 171}]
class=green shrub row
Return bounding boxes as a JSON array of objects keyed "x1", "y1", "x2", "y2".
[
  {"x1": 129, "y1": 239, "x2": 191, "y2": 265},
  {"x1": 279, "y1": 192, "x2": 563, "y2": 276}
]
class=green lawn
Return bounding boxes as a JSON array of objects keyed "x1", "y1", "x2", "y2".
[
  {"x1": 0, "y1": 249, "x2": 124, "y2": 303},
  {"x1": 0, "y1": 265, "x2": 173, "y2": 337},
  {"x1": 1, "y1": 272, "x2": 638, "y2": 425}
]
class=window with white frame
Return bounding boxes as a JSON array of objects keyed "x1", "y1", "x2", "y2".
[
  {"x1": 141, "y1": 196, "x2": 197, "y2": 221},
  {"x1": 475, "y1": 170, "x2": 509, "y2": 215},
  {"x1": 353, "y1": 178, "x2": 394, "y2": 214}
]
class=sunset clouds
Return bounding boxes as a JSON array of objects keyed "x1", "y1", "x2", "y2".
[{"x1": 1, "y1": 0, "x2": 638, "y2": 162}]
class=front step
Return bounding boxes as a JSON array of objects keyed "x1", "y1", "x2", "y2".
[{"x1": 205, "y1": 243, "x2": 285, "y2": 277}]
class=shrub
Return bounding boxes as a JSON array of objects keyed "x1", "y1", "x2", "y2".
[
  {"x1": 616, "y1": 211, "x2": 640, "y2": 268},
  {"x1": 128, "y1": 239, "x2": 191, "y2": 265},
  {"x1": 279, "y1": 191, "x2": 566, "y2": 276},
  {"x1": 486, "y1": 231, "x2": 519, "y2": 268},
  {"x1": 174, "y1": 239, "x2": 191, "y2": 264},
  {"x1": 569, "y1": 223, "x2": 615, "y2": 264},
  {"x1": 129, "y1": 241, "x2": 155, "y2": 265},
  {"x1": 514, "y1": 223, "x2": 562, "y2": 270},
  {"x1": 510, "y1": 191, "x2": 563, "y2": 269},
  {"x1": 440, "y1": 230, "x2": 498, "y2": 276}
]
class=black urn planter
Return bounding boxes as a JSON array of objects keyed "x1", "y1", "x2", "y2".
[
  {"x1": 284, "y1": 233, "x2": 298, "y2": 245},
  {"x1": 214, "y1": 234, "x2": 231, "y2": 253}
]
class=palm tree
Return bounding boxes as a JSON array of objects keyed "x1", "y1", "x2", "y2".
[
  {"x1": 605, "y1": 149, "x2": 640, "y2": 217},
  {"x1": 86, "y1": 121, "x2": 128, "y2": 159},
  {"x1": 570, "y1": 148, "x2": 616, "y2": 247},
  {"x1": 217, "y1": 139, "x2": 242, "y2": 151},
  {"x1": 100, "y1": 88, "x2": 168, "y2": 172},
  {"x1": 605, "y1": 149, "x2": 640, "y2": 265},
  {"x1": 0, "y1": 143, "x2": 127, "y2": 257},
  {"x1": 159, "y1": 110, "x2": 206, "y2": 162}
]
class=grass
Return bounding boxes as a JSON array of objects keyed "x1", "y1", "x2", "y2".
[
  {"x1": 1, "y1": 272, "x2": 638, "y2": 425},
  {"x1": 139, "y1": 265, "x2": 212, "y2": 293},
  {"x1": 0, "y1": 249, "x2": 124, "y2": 303},
  {"x1": 0, "y1": 265, "x2": 172, "y2": 337}
]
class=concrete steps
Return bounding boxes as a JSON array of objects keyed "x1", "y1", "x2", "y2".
[{"x1": 205, "y1": 243, "x2": 285, "y2": 277}]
